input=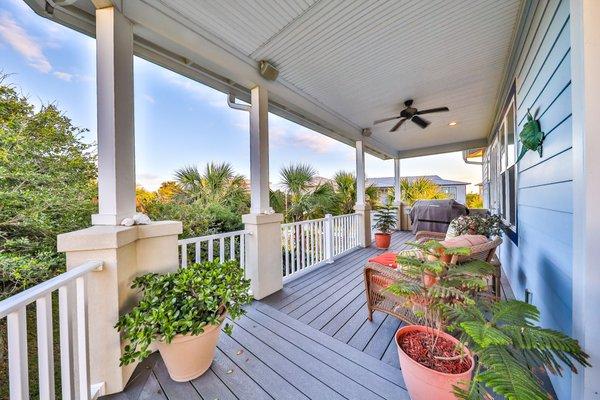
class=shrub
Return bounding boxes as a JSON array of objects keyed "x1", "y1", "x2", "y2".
[{"x1": 115, "y1": 260, "x2": 252, "y2": 365}]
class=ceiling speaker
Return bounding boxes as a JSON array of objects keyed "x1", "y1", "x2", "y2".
[{"x1": 259, "y1": 60, "x2": 279, "y2": 81}]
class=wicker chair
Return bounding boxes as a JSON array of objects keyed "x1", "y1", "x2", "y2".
[{"x1": 363, "y1": 236, "x2": 503, "y2": 324}]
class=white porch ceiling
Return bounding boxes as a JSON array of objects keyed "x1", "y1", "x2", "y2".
[{"x1": 25, "y1": 0, "x2": 523, "y2": 159}]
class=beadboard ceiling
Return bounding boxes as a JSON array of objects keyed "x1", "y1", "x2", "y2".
[{"x1": 25, "y1": 0, "x2": 523, "y2": 158}]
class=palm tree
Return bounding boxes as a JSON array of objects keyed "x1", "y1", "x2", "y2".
[
  {"x1": 279, "y1": 163, "x2": 335, "y2": 222},
  {"x1": 174, "y1": 162, "x2": 249, "y2": 213},
  {"x1": 400, "y1": 177, "x2": 448, "y2": 206},
  {"x1": 333, "y1": 171, "x2": 380, "y2": 213}
]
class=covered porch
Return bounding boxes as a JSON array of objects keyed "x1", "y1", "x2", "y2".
[{"x1": 3, "y1": 0, "x2": 600, "y2": 399}]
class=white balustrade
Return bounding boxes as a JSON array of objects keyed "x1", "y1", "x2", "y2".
[
  {"x1": 0, "y1": 260, "x2": 104, "y2": 400},
  {"x1": 178, "y1": 230, "x2": 251, "y2": 271},
  {"x1": 281, "y1": 213, "x2": 360, "y2": 281}
]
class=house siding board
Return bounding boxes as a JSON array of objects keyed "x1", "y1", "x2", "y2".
[{"x1": 488, "y1": 0, "x2": 574, "y2": 398}]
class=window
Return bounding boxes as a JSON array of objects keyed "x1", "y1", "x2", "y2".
[
  {"x1": 489, "y1": 98, "x2": 517, "y2": 230},
  {"x1": 442, "y1": 186, "x2": 457, "y2": 199}
]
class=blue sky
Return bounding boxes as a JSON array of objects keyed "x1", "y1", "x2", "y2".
[{"x1": 0, "y1": 0, "x2": 482, "y2": 191}]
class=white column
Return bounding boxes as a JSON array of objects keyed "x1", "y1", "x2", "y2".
[
  {"x1": 249, "y1": 86, "x2": 270, "y2": 214},
  {"x1": 571, "y1": 1, "x2": 600, "y2": 398},
  {"x1": 324, "y1": 214, "x2": 334, "y2": 263},
  {"x1": 243, "y1": 85, "x2": 283, "y2": 299},
  {"x1": 393, "y1": 158, "x2": 403, "y2": 230},
  {"x1": 355, "y1": 140, "x2": 366, "y2": 207},
  {"x1": 91, "y1": 7, "x2": 136, "y2": 226},
  {"x1": 354, "y1": 140, "x2": 371, "y2": 247}
]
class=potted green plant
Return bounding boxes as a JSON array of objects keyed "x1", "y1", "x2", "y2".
[
  {"x1": 388, "y1": 240, "x2": 495, "y2": 400},
  {"x1": 115, "y1": 259, "x2": 252, "y2": 382},
  {"x1": 374, "y1": 203, "x2": 397, "y2": 248},
  {"x1": 449, "y1": 214, "x2": 504, "y2": 238},
  {"x1": 447, "y1": 299, "x2": 590, "y2": 399}
]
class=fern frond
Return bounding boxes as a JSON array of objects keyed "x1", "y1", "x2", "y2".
[
  {"x1": 446, "y1": 276, "x2": 488, "y2": 291},
  {"x1": 386, "y1": 281, "x2": 421, "y2": 297},
  {"x1": 491, "y1": 300, "x2": 539, "y2": 325},
  {"x1": 396, "y1": 255, "x2": 424, "y2": 267},
  {"x1": 446, "y1": 260, "x2": 496, "y2": 277},
  {"x1": 477, "y1": 346, "x2": 549, "y2": 400},
  {"x1": 428, "y1": 285, "x2": 474, "y2": 304},
  {"x1": 443, "y1": 246, "x2": 472, "y2": 256},
  {"x1": 422, "y1": 260, "x2": 444, "y2": 274},
  {"x1": 453, "y1": 378, "x2": 489, "y2": 400},
  {"x1": 460, "y1": 321, "x2": 512, "y2": 348}
]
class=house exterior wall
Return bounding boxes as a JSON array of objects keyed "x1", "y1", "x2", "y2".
[{"x1": 484, "y1": 0, "x2": 573, "y2": 397}]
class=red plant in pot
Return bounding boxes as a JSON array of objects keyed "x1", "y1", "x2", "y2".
[{"x1": 387, "y1": 241, "x2": 494, "y2": 399}]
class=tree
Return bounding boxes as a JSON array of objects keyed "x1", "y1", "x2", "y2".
[
  {"x1": 174, "y1": 162, "x2": 249, "y2": 214},
  {"x1": 400, "y1": 177, "x2": 448, "y2": 206},
  {"x1": 279, "y1": 163, "x2": 336, "y2": 222},
  {"x1": 0, "y1": 78, "x2": 97, "y2": 275},
  {"x1": 466, "y1": 193, "x2": 483, "y2": 209},
  {"x1": 332, "y1": 171, "x2": 379, "y2": 214}
]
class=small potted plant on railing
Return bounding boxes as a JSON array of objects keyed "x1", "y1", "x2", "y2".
[
  {"x1": 374, "y1": 203, "x2": 397, "y2": 249},
  {"x1": 388, "y1": 240, "x2": 496, "y2": 399},
  {"x1": 116, "y1": 259, "x2": 252, "y2": 382}
]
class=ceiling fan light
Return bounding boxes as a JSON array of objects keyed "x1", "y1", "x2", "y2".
[{"x1": 448, "y1": 121, "x2": 458, "y2": 126}]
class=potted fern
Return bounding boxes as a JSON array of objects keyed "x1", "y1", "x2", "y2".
[
  {"x1": 116, "y1": 259, "x2": 252, "y2": 382},
  {"x1": 447, "y1": 299, "x2": 590, "y2": 399},
  {"x1": 374, "y1": 203, "x2": 397, "y2": 248},
  {"x1": 388, "y1": 240, "x2": 495, "y2": 400}
]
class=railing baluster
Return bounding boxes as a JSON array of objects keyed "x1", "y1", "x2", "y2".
[
  {"x1": 283, "y1": 227, "x2": 289, "y2": 276},
  {"x1": 36, "y1": 293, "x2": 55, "y2": 400},
  {"x1": 75, "y1": 277, "x2": 90, "y2": 400},
  {"x1": 240, "y1": 234, "x2": 246, "y2": 272},
  {"x1": 7, "y1": 308, "x2": 29, "y2": 399},
  {"x1": 295, "y1": 224, "x2": 300, "y2": 273},
  {"x1": 208, "y1": 239, "x2": 214, "y2": 261},
  {"x1": 181, "y1": 243, "x2": 188, "y2": 267},
  {"x1": 219, "y1": 237, "x2": 225, "y2": 262},
  {"x1": 59, "y1": 285, "x2": 74, "y2": 400},
  {"x1": 195, "y1": 241, "x2": 201, "y2": 263},
  {"x1": 230, "y1": 236, "x2": 235, "y2": 260}
]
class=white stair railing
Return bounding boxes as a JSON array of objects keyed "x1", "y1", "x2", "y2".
[
  {"x1": 178, "y1": 230, "x2": 251, "y2": 272},
  {"x1": 281, "y1": 213, "x2": 360, "y2": 281},
  {"x1": 0, "y1": 260, "x2": 104, "y2": 400}
]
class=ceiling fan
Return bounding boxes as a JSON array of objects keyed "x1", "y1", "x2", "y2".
[{"x1": 374, "y1": 99, "x2": 449, "y2": 132}]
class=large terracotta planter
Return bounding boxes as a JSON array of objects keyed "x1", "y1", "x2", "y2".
[
  {"x1": 157, "y1": 319, "x2": 224, "y2": 382},
  {"x1": 374, "y1": 232, "x2": 391, "y2": 249},
  {"x1": 396, "y1": 325, "x2": 474, "y2": 400}
]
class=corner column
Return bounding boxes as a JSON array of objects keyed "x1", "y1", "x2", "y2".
[
  {"x1": 571, "y1": 1, "x2": 600, "y2": 398},
  {"x1": 393, "y1": 158, "x2": 403, "y2": 230},
  {"x1": 243, "y1": 85, "x2": 283, "y2": 299},
  {"x1": 91, "y1": 6, "x2": 136, "y2": 226},
  {"x1": 354, "y1": 140, "x2": 371, "y2": 247},
  {"x1": 58, "y1": 222, "x2": 182, "y2": 395}
]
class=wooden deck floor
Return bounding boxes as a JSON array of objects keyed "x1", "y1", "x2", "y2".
[{"x1": 105, "y1": 231, "x2": 412, "y2": 400}]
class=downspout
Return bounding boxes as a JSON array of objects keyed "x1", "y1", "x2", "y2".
[
  {"x1": 462, "y1": 149, "x2": 483, "y2": 165},
  {"x1": 227, "y1": 93, "x2": 251, "y2": 112}
]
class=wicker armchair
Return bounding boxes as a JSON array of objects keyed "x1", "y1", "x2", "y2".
[{"x1": 363, "y1": 236, "x2": 503, "y2": 324}]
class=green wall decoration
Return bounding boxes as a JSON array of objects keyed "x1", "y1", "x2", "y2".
[{"x1": 516, "y1": 109, "x2": 545, "y2": 163}]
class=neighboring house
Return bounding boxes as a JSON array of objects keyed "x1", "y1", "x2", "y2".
[{"x1": 367, "y1": 175, "x2": 469, "y2": 205}]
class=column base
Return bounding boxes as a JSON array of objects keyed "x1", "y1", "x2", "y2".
[{"x1": 242, "y1": 213, "x2": 284, "y2": 300}]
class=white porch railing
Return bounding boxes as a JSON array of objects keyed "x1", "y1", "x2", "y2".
[
  {"x1": 281, "y1": 213, "x2": 360, "y2": 281},
  {"x1": 0, "y1": 260, "x2": 104, "y2": 400},
  {"x1": 178, "y1": 230, "x2": 251, "y2": 271}
]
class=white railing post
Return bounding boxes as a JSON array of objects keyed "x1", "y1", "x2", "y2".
[
  {"x1": 7, "y1": 309, "x2": 29, "y2": 399},
  {"x1": 324, "y1": 214, "x2": 334, "y2": 263}
]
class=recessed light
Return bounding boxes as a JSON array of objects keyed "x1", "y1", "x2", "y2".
[{"x1": 448, "y1": 121, "x2": 457, "y2": 126}]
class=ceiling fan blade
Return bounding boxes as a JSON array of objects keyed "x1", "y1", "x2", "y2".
[
  {"x1": 411, "y1": 115, "x2": 430, "y2": 129},
  {"x1": 373, "y1": 116, "x2": 400, "y2": 125},
  {"x1": 416, "y1": 107, "x2": 449, "y2": 115},
  {"x1": 390, "y1": 118, "x2": 407, "y2": 132}
]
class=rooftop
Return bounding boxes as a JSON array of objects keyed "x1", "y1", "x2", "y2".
[{"x1": 366, "y1": 175, "x2": 470, "y2": 188}]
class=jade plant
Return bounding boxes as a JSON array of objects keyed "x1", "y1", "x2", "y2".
[
  {"x1": 115, "y1": 259, "x2": 252, "y2": 365},
  {"x1": 447, "y1": 299, "x2": 590, "y2": 400},
  {"x1": 374, "y1": 203, "x2": 397, "y2": 234}
]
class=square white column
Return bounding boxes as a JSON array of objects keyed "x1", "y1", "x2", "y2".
[
  {"x1": 249, "y1": 86, "x2": 270, "y2": 214},
  {"x1": 91, "y1": 7, "x2": 136, "y2": 226},
  {"x1": 354, "y1": 140, "x2": 371, "y2": 246}
]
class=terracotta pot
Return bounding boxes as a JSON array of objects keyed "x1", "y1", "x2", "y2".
[
  {"x1": 374, "y1": 232, "x2": 391, "y2": 249},
  {"x1": 422, "y1": 272, "x2": 439, "y2": 288},
  {"x1": 157, "y1": 319, "x2": 224, "y2": 382},
  {"x1": 396, "y1": 325, "x2": 474, "y2": 400}
]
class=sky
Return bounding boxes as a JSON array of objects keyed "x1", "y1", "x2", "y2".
[{"x1": 0, "y1": 0, "x2": 482, "y2": 192}]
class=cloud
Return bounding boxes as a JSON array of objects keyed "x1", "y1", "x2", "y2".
[
  {"x1": 53, "y1": 71, "x2": 73, "y2": 81},
  {"x1": 162, "y1": 70, "x2": 227, "y2": 108},
  {"x1": 0, "y1": 11, "x2": 52, "y2": 73},
  {"x1": 136, "y1": 172, "x2": 169, "y2": 191},
  {"x1": 269, "y1": 115, "x2": 344, "y2": 154},
  {"x1": 143, "y1": 94, "x2": 155, "y2": 104}
]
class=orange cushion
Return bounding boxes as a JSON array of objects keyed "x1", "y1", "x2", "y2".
[{"x1": 368, "y1": 252, "x2": 398, "y2": 268}]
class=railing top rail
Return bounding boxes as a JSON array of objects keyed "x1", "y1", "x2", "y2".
[
  {"x1": 0, "y1": 259, "x2": 103, "y2": 318},
  {"x1": 281, "y1": 217, "x2": 325, "y2": 228},
  {"x1": 331, "y1": 213, "x2": 359, "y2": 220},
  {"x1": 178, "y1": 229, "x2": 251, "y2": 245}
]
